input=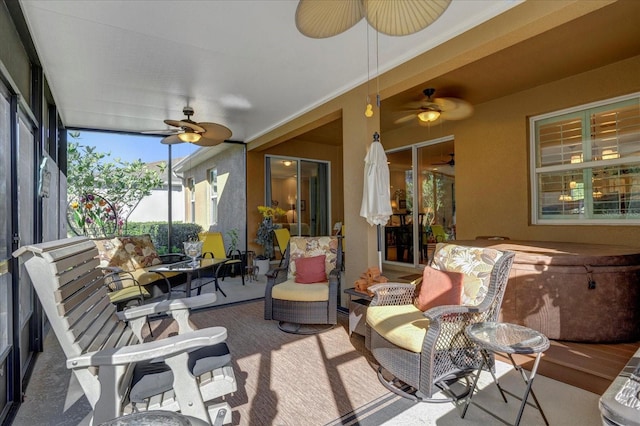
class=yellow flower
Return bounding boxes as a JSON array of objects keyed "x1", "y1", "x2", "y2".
[
  {"x1": 258, "y1": 205, "x2": 286, "y2": 218},
  {"x1": 71, "y1": 201, "x2": 79, "y2": 209}
]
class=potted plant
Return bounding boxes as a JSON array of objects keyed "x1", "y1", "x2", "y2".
[{"x1": 255, "y1": 205, "x2": 285, "y2": 275}]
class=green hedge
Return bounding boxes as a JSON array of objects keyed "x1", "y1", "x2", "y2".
[{"x1": 124, "y1": 221, "x2": 203, "y2": 254}]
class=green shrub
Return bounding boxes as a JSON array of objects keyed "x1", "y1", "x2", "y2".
[{"x1": 124, "y1": 221, "x2": 202, "y2": 254}]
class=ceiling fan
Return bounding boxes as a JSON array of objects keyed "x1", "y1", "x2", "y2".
[
  {"x1": 145, "y1": 106, "x2": 232, "y2": 146},
  {"x1": 394, "y1": 88, "x2": 473, "y2": 125},
  {"x1": 432, "y1": 153, "x2": 455, "y2": 167}
]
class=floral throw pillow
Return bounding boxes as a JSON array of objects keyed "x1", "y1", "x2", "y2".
[
  {"x1": 117, "y1": 235, "x2": 162, "y2": 269},
  {"x1": 94, "y1": 235, "x2": 162, "y2": 272},
  {"x1": 430, "y1": 243, "x2": 503, "y2": 306},
  {"x1": 288, "y1": 236, "x2": 338, "y2": 281}
]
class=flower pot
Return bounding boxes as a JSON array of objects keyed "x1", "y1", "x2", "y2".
[{"x1": 254, "y1": 258, "x2": 271, "y2": 276}]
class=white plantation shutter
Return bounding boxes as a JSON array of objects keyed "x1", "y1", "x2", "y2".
[{"x1": 532, "y1": 93, "x2": 640, "y2": 224}]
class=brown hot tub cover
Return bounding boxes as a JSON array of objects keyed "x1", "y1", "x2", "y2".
[{"x1": 455, "y1": 240, "x2": 640, "y2": 343}]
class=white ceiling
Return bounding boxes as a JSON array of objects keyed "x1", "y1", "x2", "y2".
[{"x1": 19, "y1": 0, "x2": 521, "y2": 143}]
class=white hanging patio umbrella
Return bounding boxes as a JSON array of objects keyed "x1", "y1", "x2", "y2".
[{"x1": 360, "y1": 132, "x2": 392, "y2": 270}]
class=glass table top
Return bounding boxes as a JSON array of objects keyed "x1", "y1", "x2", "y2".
[{"x1": 466, "y1": 322, "x2": 550, "y2": 355}]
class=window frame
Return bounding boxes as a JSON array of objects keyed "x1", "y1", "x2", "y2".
[
  {"x1": 530, "y1": 92, "x2": 640, "y2": 225},
  {"x1": 187, "y1": 177, "x2": 195, "y2": 223},
  {"x1": 208, "y1": 167, "x2": 218, "y2": 226}
]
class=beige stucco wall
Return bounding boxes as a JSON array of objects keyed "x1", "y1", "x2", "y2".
[
  {"x1": 246, "y1": 131, "x2": 345, "y2": 257},
  {"x1": 246, "y1": 0, "x2": 637, "y2": 287},
  {"x1": 384, "y1": 55, "x2": 640, "y2": 245}
]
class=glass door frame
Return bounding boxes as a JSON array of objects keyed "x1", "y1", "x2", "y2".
[
  {"x1": 384, "y1": 135, "x2": 455, "y2": 268},
  {"x1": 265, "y1": 155, "x2": 332, "y2": 237}
]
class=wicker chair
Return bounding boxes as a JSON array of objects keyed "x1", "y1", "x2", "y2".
[
  {"x1": 264, "y1": 236, "x2": 342, "y2": 334},
  {"x1": 365, "y1": 243, "x2": 515, "y2": 402}
]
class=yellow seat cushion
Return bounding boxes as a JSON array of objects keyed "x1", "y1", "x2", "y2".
[
  {"x1": 366, "y1": 304, "x2": 430, "y2": 353},
  {"x1": 108, "y1": 285, "x2": 150, "y2": 304},
  {"x1": 271, "y1": 279, "x2": 329, "y2": 302}
]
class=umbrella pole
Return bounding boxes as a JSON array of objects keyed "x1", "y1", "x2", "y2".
[{"x1": 377, "y1": 224, "x2": 382, "y2": 272}]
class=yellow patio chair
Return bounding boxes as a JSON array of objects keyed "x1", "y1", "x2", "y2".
[
  {"x1": 273, "y1": 228, "x2": 291, "y2": 266},
  {"x1": 429, "y1": 224, "x2": 448, "y2": 242},
  {"x1": 198, "y1": 232, "x2": 245, "y2": 288}
]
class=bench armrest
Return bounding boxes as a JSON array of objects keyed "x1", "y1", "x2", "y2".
[
  {"x1": 67, "y1": 326, "x2": 227, "y2": 368},
  {"x1": 118, "y1": 293, "x2": 217, "y2": 320},
  {"x1": 117, "y1": 293, "x2": 217, "y2": 339}
]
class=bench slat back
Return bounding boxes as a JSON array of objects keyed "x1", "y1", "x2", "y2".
[{"x1": 14, "y1": 237, "x2": 137, "y2": 360}]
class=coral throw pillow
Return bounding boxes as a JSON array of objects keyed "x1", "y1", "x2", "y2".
[
  {"x1": 415, "y1": 266, "x2": 464, "y2": 311},
  {"x1": 294, "y1": 255, "x2": 327, "y2": 284}
]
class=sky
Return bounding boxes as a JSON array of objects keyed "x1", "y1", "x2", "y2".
[{"x1": 69, "y1": 130, "x2": 199, "y2": 163}]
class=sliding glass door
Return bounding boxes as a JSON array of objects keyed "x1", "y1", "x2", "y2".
[
  {"x1": 385, "y1": 138, "x2": 456, "y2": 266},
  {"x1": 266, "y1": 157, "x2": 330, "y2": 237},
  {"x1": 0, "y1": 79, "x2": 12, "y2": 422}
]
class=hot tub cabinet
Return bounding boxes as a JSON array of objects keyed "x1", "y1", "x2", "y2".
[{"x1": 456, "y1": 240, "x2": 640, "y2": 343}]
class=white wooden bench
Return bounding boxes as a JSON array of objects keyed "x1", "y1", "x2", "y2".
[{"x1": 13, "y1": 236, "x2": 237, "y2": 425}]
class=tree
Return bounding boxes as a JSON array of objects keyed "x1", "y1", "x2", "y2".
[{"x1": 66, "y1": 131, "x2": 166, "y2": 237}]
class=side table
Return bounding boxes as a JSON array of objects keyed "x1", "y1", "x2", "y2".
[
  {"x1": 463, "y1": 322, "x2": 550, "y2": 426},
  {"x1": 344, "y1": 288, "x2": 372, "y2": 336}
]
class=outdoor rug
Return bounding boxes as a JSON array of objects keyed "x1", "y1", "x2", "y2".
[
  {"x1": 151, "y1": 301, "x2": 602, "y2": 426},
  {"x1": 151, "y1": 301, "x2": 388, "y2": 425},
  {"x1": 15, "y1": 300, "x2": 602, "y2": 425}
]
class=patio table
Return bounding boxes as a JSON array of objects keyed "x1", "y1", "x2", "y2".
[
  {"x1": 463, "y1": 322, "x2": 550, "y2": 426},
  {"x1": 150, "y1": 257, "x2": 228, "y2": 298}
]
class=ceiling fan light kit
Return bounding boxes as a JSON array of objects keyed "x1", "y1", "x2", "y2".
[
  {"x1": 153, "y1": 106, "x2": 232, "y2": 147},
  {"x1": 178, "y1": 130, "x2": 201, "y2": 143},
  {"x1": 417, "y1": 109, "x2": 441, "y2": 122},
  {"x1": 395, "y1": 87, "x2": 473, "y2": 126}
]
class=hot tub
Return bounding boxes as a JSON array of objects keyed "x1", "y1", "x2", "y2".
[{"x1": 455, "y1": 240, "x2": 640, "y2": 343}]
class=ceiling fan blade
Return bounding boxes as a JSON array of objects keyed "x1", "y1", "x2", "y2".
[
  {"x1": 431, "y1": 160, "x2": 454, "y2": 167},
  {"x1": 141, "y1": 129, "x2": 179, "y2": 135},
  {"x1": 164, "y1": 119, "x2": 205, "y2": 133},
  {"x1": 193, "y1": 135, "x2": 224, "y2": 147},
  {"x1": 394, "y1": 114, "x2": 417, "y2": 124},
  {"x1": 402, "y1": 101, "x2": 427, "y2": 110},
  {"x1": 435, "y1": 97, "x2": 474, "y2": 120},
  {"x1": 296, "y1": 0, "x2": 364, "y2": 38},
  {"x1": 199, "y1": 122, "x2": 232, "y2": 141},
  {"x1": 160, "y1": 135, "x2": 183, "y2": 145}
]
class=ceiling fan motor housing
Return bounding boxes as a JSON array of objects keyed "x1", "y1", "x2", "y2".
[
  {"x1": 182, "y1": 106, "x2": 195, "y2": 118},
  {"x1": 423, "y1": 88, "x2": 436, "y2": 99}
]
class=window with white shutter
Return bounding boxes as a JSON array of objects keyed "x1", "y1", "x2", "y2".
[{"x1": 531, "y1": 93, "x2": 640, "y2": 224}]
